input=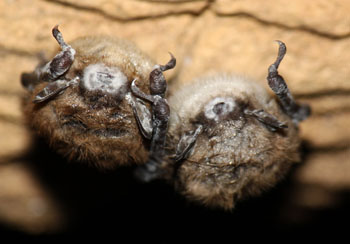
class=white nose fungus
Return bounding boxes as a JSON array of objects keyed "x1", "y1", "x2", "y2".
[
  {"x1": 81, "y1": 63, "x2": 128, "y2": 95},
  {"x1": 204, "y1": 97, "x2": 236, "y2": 122}
]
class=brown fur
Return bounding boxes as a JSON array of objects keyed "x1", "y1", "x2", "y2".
[
  {"x1": 165, "y1": 75, "x2": 301, "y2": 209},
  {"x1": 23, "y1": 36, "x2": 155, "y2": 168}
]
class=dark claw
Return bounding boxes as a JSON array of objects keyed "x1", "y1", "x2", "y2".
[
  {"x1": 273, "y1": 40, "x2": 286, "y2": 69},
  {"x1": 159, "y1": 52, "x2": 176, "y2": 72},
  {"x1": 267, "y1": 41, "x2": 310, "y2": 123},
  {"x1": 131, "y1": 79, "x2": 155, "y2": 103},
  {"x1": 149, "y1": 54, "x2": 176, "y2": 97},
  {"x1": 40, "y1": 26, "x2": 76, "y2": 82},
  {"x1": 131, "y1": 53, "x2": 176, "y2": 182},
  {"x1": 52, "y1": 25, "x2": 68, "y2": 49}
]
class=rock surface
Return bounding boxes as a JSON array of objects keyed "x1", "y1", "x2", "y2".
[{"x1": 0, "y1": 0, "x2": 349, "y2": 234}]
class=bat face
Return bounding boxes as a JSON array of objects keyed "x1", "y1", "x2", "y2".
[
  {"x1": 166, "y1": 75, "x2": 301, "y2": 209},
  {"x1": 22, "y1": 29, "x2": 155, "y2": 168},
  {"x1": 155, "y1": 41, "x2": 310, "y2": 210}
]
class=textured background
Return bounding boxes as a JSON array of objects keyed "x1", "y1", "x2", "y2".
[{"x1": 0, "y1": 0, "x2": 349, "y2": 237}]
